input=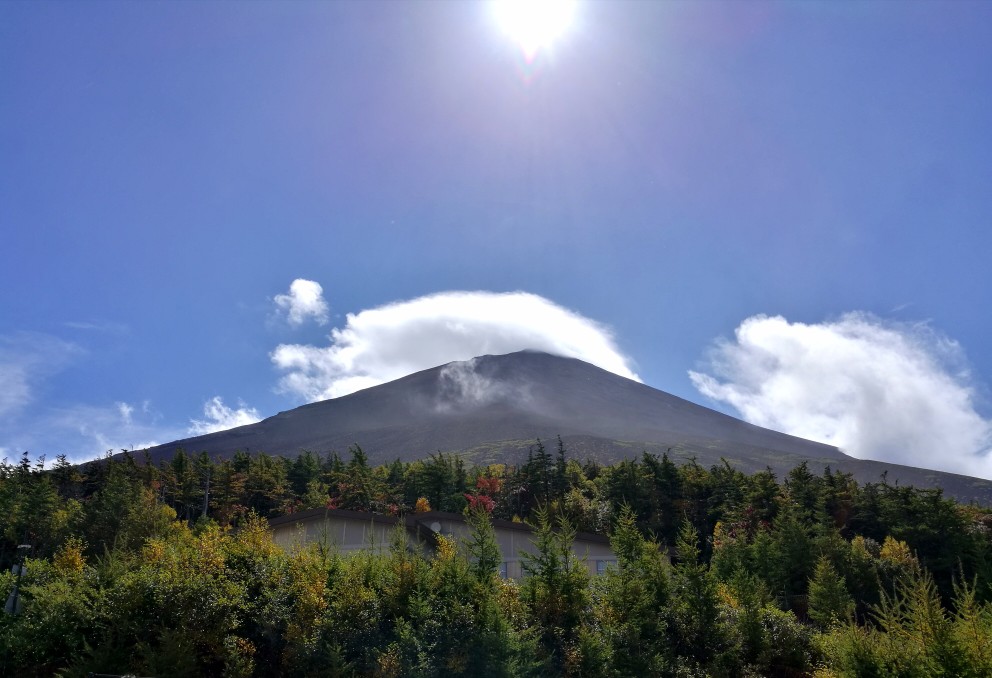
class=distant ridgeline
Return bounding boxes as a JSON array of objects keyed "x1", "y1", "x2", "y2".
[{"x1": 1, "y1": 444, "x2": 991, "y2": 676}]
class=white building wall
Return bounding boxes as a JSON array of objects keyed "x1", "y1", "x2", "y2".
[{"x1": 269, "y1": 511, "x2": 619, "y2": 580}]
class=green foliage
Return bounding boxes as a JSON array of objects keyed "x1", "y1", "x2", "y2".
[
  {"x1": 808, "y1": 555, "x2": 855, "y2": 629},
  {"x1": 521, "y1": 508, "x2": 599, "y2": 674},
  {"x1": 823, "y1": 568, "x2": 992, "y2": 677},
  {"x1": 401, "y1": 452, "x2": 470, "y2": 514},
  {"x1": 465, "y1": 506, "x2": 502, "y2": 584},
  {"x1": 0, "y1": 454, "x2": 78, "y2": 565},
  {"x1": 770, "y1": 506, "x2": 817, "y2": 609},
  {"x1": 596, "y1": 506, "x2": 673, "y2": 674},
  {"x1": 670, "y1": 521, "x2": 735, "y2": 674},
  {"x1": 1, "y1": 446, "x2": 991, "y2": 676}
]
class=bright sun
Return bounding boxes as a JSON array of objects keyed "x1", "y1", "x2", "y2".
[{"x1": 492, "y1": 0, "x2": 576, "y2": 61}]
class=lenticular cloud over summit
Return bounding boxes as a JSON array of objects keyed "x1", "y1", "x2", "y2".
[
  {"x1": 690, "y1": 313, "x2": 992, "y2": 479},
  {"x1": 270, "y1": 290, "x2": 639, "y2": 401}
]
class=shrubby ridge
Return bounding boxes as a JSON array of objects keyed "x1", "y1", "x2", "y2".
[{"x1": 1, "y1": 443, "x2": 991, "y2": 676}]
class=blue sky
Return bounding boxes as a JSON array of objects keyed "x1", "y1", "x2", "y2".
[{"x1": 2, "y1": 1, "x2": 991, "y2": 476}]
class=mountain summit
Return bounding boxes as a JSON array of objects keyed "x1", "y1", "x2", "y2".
[{"x1": 144, "y1": 351, "x2": 992, "y2": 504}]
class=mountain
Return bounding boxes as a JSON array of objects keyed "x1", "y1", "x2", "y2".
[{"x1": 142, "y1": 350, "x2": 992, "y2": 504}]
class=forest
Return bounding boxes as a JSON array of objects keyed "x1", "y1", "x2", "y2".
[{"x1": 1, "y1": 440, "x2": 991, "y2": 677}]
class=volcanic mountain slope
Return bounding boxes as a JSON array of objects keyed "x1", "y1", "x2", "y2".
[{"x1": 143, "y1": 351, "x2": 992, "y2": 504}]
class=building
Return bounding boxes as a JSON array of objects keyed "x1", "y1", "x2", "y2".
[{"x1": 269, "y1": 508, "x2": 617, "y2": 579}]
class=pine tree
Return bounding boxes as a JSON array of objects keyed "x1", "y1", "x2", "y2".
[
  {"x1": 670, "y1": 520, "x2": 733, "y2": 673},
  {"x1": 554, "y1": 435, "x2": 568, "y2": 504},
  {"x1": 465, "y1": 506, "x2": 502, "y2": 584},
  {"x1": 598, "y1": 506, "x2": 672, "y2": 674},
  {"x1": 785, "y1": 461, "x2": 821, "y2": 525},
  {"x1": 642, "y1": 452, "x2": 682, "y2": 544},
  {"x1": 520, "y1": 509, "x2": 592, "y2": 674},
  {"x1": 808, "y1": 555, "x2": 855, "y2": 628}
]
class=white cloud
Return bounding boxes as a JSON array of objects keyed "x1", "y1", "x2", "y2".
[
  {"x1": 17, "y1": 401, "x2": 183, "y2": 463},
  {"x1": 0, "y1": 333, "x2": 177, "y2": 462},
  {"x1": 117, "y1": 401, "x2": 134, "y2": 425},
  {"x1": 271, "y1": 290, "x2": 639, "y2": 401},
  {"x1": 188, "y1": 396, "x2": 261, "y2": 435},
  {"x1": 0, "y1": 330, "x2": 262, "y2": 461},
  {"x1": 0, "y1": 333, "x2": 81, "y2": 419},
  {"x1": 5, "y1": 395, "x2": 262, "y2": 464},
  {"x1": 434, "y1": 357, "x2": 532, "y2": 412},
  {"x1": 690, "y1": 312, "x2": 992, "y2": 478},
  {"x1": 274, "y1": 279, "x2": 329, "y2": 327}
]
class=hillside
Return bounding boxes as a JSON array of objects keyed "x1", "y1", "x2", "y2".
[{"x1": 142, "y1": 351, "x2": 992, "y2": 504}]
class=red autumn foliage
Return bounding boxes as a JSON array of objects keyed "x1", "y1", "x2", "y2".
[
  {"x1": 476, "y1": 475, "x2": 502, "y2": 496},
  {"x1": 465, "y1": 493, "x2": 495, "y2": 513}
]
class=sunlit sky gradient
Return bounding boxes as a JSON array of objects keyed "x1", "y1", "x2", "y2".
[{"x1": 2, "y1": 2, "x2": 991, "y2": 474}]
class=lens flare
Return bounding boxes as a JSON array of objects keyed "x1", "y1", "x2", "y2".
[{"x1": 493, "y1": 0, "x2": 576, "y2": 62}]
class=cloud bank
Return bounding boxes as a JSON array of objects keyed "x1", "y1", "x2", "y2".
[
  {"x1": 274, "y1": 279, "x2": 329, "y2": 327},
  {"x1": 690, "y1": 313, "x2": 992, "y2": 478},
  {"x1": 271, "y1": 290, "x2": 639, "y2": 401},
  {"x1": 188, "y1": 397, "x2": 261, "y2": 435}
]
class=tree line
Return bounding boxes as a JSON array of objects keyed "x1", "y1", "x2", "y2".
[{"x1": 1, "y1": 441, "x2": 991, "y2": 676}]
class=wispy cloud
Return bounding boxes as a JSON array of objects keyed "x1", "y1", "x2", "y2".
[
  {"x1": 434, "y1": 357, "x2": 532, "y2": 412},
  {"x1": 4, "y1": 394, "x2": 262, "y2": 464},
  {"x1": 63, "y1": 319, "x2": 129, "y2": 333},
  {"x1": 0, "y1": 332, "x2": 82, "y2": 419},
  {"x1": 188, "y1": 397, "x2": 261, "y2": 435},
  {"x1": 0, "y1": 332, "x2": 180, "y2": 462},
  {"x1": 273, "y1": 279, "x2": 329, "y2": 327},
  {"x1": 271, "y1": 290, "x2": 639, "y2": 401},
  {"x1": 6, "y1": 400, "x2": 184, "y2": 464},
  {"x1": 690, "y1": 312, "x2": 992, "y2": 479},
  {"x1": 0, "y1": 330, "x2": 262, "y2": 461},
  {"x1": 117, "y1": 401, "x2": 134, "y2": 425}
]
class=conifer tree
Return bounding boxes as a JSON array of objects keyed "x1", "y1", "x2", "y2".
[
  {"x1": 670, "y1": 520, "x2": 733, "y2": 673},
  {"x1": 808, "y1": 555, "x2": 855, "y2": 628},
  {"x1": 520, "y1": 508, "x2": 593, "y2": 674},
  {"x1": 465, "y1": 505, "x2": 502, "y2": 584},
  {"x1": 597, "y1": 506, "x2": 672, "y2": 674}
]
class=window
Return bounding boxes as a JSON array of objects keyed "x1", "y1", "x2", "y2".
[
  {"x1": 596, "y1": 560, "x2": 615, "y2": 575},
  {"x1": 499, "y1": 561, "x2": 508, "y2": 578}
]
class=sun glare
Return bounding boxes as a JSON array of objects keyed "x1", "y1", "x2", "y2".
[{"x1": 493, "y1": 0, "x2": 576, "y2": 61}]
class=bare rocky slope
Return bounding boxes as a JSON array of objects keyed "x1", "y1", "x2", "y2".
[{"x1": 141, "y1": 350, "x2": 992, "y2": 505}]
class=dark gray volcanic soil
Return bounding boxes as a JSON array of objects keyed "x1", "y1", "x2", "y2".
[{"x1": 140, "y1": 351, "x2": 992, "y2": 505}]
